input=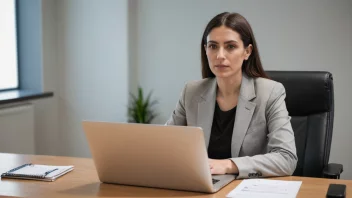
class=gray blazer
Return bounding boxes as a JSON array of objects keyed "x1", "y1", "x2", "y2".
[{"x1": 166, "y1": 74, "x2": 298, "y2": 179}]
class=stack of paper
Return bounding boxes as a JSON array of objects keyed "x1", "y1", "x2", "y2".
[{"x1": 226, "y1": 179, "x2": 302, "y2": 198}]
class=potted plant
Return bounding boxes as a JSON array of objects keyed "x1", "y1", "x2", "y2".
[{"x1": 128, "y1": 87, "x2": 158, "y2": 124}]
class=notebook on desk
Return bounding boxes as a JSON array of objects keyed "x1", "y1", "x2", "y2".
[{"x1": 1, "y1": 163, "x2": 74, "y2": 182}]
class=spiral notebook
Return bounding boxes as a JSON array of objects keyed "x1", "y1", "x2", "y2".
[{"x1": 1, "y1": 163, "x2": 74, "y2": 182}]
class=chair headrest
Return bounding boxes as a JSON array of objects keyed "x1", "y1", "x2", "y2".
[{"x1": 266, "y1": 71, "x2": 333, "y2": 116}]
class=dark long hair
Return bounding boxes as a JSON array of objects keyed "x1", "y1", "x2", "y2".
[{"x1": 201, "y1": 12, "x2": 268, "y2": 79}]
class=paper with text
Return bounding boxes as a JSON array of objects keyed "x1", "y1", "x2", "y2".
[{"x1": 226, "y1": 179, "x2": 302, "y2": 198}]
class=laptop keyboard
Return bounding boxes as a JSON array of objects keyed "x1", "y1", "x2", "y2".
[{"x1": 212, "y1": 179, "x2": 220, "y2": 184}]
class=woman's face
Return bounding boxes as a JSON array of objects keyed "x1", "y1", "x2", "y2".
[{"x1": 205, "y1": 26, "x2": 252, "y2": 79}]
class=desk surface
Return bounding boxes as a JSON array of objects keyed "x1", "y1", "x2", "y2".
[{"x1": 0, "y1": 153, "x2": 350, "y2": 198}]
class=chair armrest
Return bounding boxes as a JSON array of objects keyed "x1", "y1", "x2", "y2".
[{"x1": 323, "y1": 163, "x2": 343, "y2": 179}]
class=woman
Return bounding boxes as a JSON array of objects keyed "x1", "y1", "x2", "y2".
[{"x1": 166, "y1": 12, "x2": 297, "y2": 179}]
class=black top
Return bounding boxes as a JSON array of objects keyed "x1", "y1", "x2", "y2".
[{"x1": 208, "y1": 102, "x2": 237, "y2": 159}]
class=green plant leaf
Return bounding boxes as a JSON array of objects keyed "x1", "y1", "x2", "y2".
[{"x1": 127, "y1": 86, "x2": 158, "y2": 124}]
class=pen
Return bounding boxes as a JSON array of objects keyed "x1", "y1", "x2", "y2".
[{"x1": 44, "y1": 168, "x2": 58, "y2": 176}]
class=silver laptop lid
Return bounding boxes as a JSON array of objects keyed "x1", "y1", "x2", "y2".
[{"x1": 83, "y1": 121, "x2": 214, "y2": 193}]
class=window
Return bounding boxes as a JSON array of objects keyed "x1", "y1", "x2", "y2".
[{"x1": 0, "y1": 0, "x2": 18, "y2": 91}]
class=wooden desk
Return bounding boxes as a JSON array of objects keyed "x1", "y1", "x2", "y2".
[{"x1": 0, "y1": 153, "x2": 350, "y2": 198}]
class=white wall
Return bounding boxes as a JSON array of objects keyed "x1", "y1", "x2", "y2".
[
  {"x1": 135, "y1": 0, "x2": 352, "y2": 179},
  {"x1": 56, "y1": 0, "x2": 129, "y2": 157},
  {"x1": 35, "y1": 0, "x2": 129, "y2": 157},
  {"x1": 0, "y1": 104, "x2": 35, "y2": 154}
]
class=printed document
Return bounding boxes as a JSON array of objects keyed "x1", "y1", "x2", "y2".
[{"x1": 226, "y1": 179, "x2": 302, "y2": 198}]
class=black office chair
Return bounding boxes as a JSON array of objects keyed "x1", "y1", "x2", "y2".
[{"x1": 266, "y1": 71, "x2": 343, "y2": 179}]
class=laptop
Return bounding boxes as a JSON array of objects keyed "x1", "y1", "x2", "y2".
[{"x1": 82, "y1": 121, "x2": 236, "y2": 193}]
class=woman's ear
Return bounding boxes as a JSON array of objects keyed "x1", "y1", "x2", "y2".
[
  {"x1": 244, "y1": 44, "x2": 253, "y2": 60},
  {"x1": 204, "y1": 44, "x2": 207, "y2": 52}
]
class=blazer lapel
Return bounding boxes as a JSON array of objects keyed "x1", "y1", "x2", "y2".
[
  {"x1": 197, "y1": 78, "x2": 217, "y2": 148},
  {"x1": 231, "y1": 74, "x2": 257, "y2": 157}
]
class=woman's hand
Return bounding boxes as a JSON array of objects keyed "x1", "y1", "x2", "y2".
[{"x1": 209, "y1": 159, "x2": 239, "y2": 175}]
